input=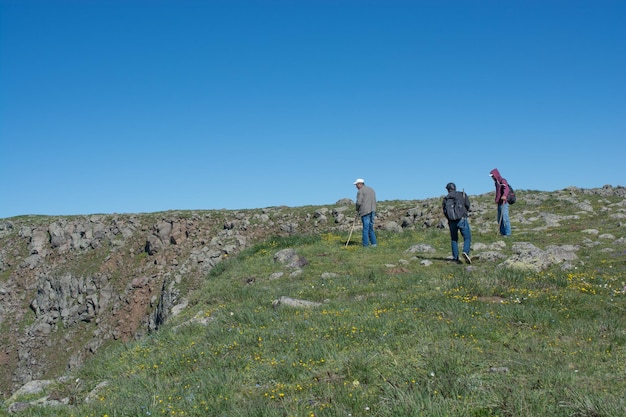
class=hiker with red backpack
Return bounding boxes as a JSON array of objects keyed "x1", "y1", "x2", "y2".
[{"x1": 490, "y1": 168, "x2": 512, "y2": 236}]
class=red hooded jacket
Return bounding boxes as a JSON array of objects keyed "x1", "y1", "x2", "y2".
[{"x1": 490, "y1": 168, "x2": 509, "y2": 204}]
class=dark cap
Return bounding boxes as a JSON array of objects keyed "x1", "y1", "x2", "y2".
[{"x1": 446, "y1": 182, "x2": 456, "y2": 191}]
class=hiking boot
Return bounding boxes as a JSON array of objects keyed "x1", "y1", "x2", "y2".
[{"x1": 462, "y1": 252, "x2": 472, "y2": 264}]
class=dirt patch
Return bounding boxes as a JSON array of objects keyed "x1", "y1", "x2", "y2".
[
  {"x1": 111, "y1": 279, "x2": 158, "y2": 341},
  {"x1": 388, "y1": 268, "x2": 410, "y2": 274}
]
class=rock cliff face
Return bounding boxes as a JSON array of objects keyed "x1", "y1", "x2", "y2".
[{"x1": 0, "y1": 200, "x2": 441, "y2": 399}]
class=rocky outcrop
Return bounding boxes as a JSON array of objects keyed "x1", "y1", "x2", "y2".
[{"x1": 1, "y1": 200, "x2": 439, "y2": 399}]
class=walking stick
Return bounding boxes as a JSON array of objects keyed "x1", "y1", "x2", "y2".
[
  {"x1": 497, "y1": 204, "x2": 503, "y2": 236},
  {"x1": 346, "y1": 214, "x2": 358, "y2": 247}
]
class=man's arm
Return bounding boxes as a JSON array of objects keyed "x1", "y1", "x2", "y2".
[{"x1": 501, "y1": 180, "x2": 509, "y2": 200}]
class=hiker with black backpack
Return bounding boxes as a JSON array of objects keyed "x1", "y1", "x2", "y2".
[
  {"x1": 442, "y1": 182, "x2": 472, "y2": 264},
  {"x1": 489, "y1": 168, "x2": 512, "y2": 236}
]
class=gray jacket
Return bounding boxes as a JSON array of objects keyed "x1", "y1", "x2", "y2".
[{"x1": 356, "y1": 185, "x2": 376, "y2": 217}]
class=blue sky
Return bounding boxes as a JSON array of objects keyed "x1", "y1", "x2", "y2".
[{"x1": 1, "y1": 0, "x2": 624, "y2": 218}]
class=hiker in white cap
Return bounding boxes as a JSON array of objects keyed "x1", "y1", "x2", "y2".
[{"x1": 353, "y1": 178, "x2": 377, "y2": 247}]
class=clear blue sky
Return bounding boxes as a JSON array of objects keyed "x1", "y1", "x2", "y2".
[{"x1": 1, "y1": 0, "x2": 624, "y2": 218}]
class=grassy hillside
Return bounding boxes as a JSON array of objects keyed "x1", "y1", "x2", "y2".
[{"x1": 3, "y1": 188, "x2": 626, "y2": 417}]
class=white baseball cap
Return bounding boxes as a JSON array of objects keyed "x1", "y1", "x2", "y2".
[{"x1": 353, "y1": 178, "x2": 365, "y2": 184}]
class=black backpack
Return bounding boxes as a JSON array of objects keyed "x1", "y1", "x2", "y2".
[
  {"x1": 443, "y1": 191, "x2": 468, "y2": 221},
  {"x1": 507, "y1": 185, "x2": 516, "y2": 204}
]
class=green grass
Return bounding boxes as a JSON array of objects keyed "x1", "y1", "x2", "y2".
[{"x1": 3, "y1": 190, "x2": 626, "y2": 416}]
